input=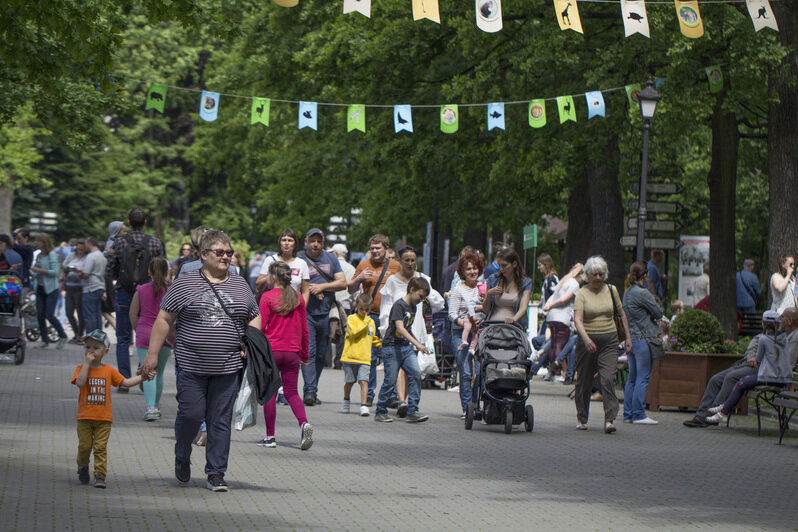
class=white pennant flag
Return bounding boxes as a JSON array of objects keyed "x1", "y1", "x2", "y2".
[
  {"x1": 746, "y1": 0, "x2": 778, "y2": 31},
  {"x1": 476, "y1": 0, "x2": 503, "y2": 33},
  {"x1": 621, "y1": 0, "x2": 650, "y2": 38},
  {"x1": 344, "y1": 0, "x2": 371, "y2": 17}
]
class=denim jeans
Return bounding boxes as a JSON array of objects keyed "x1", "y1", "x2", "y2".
[
  {"x1": 82, "y1": 289, "x2": 104, "y2": 337},
  {"x1": 555, "y1": 334, "x2": 578, "y2": 378},
  {"x1": 376, "y1": 344, "x2": 422, "y2": 415},
  {"x1": 115, "y1": 289, "x2": 134, "y2": 378},
  {"x1": 367, "y1": 313, "x2": 382, "y2": 400},
  {"x1": 175, "y1": 370, "x2": 240, "y2": 476},
  {"x1": 302, "y1": 313, "x2": 330, "y2": 397},
  {"x1": 623, "y1": 339, "x2": 653, "y2": 421},
  {"x1": 36, "y1": 286, "x2": 66, "y2": 343},
  {"x1": 452, "y1": 327, "x2": 479, "y2": 412}
]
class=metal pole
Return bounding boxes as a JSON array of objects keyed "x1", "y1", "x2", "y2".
[{"x1": 636, "y1": 118, "x2": 651, "y2": 263}]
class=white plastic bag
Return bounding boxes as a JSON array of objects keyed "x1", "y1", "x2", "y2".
[
  {"x1": 418, "y1": 336, "x2": 439, "y2": 376},
  {"x1": 233, "y1": 368, "x2": 258, "y2": 431}
]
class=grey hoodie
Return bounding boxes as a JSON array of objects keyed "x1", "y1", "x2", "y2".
[{"x1": 756, "y1": 331, "x2": 793, "y2": 384}]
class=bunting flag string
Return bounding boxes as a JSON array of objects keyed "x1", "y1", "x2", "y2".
[
  {"x1": 140, "y1": 70, "x2": 718, "y2": 132},
  {"x1": 333, "y1": 0, "x2": 779, "y2": 36}
]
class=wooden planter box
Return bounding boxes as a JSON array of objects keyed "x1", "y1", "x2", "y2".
[{"x1": 645, "y1": 351, "x2": 747, "y2": 414}]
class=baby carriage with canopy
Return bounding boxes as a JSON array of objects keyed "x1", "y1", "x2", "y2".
[
  {"x1": 465, "y1": 321, "x2": 533, "y2": 434},
  {"x1": 0, "y1": 271, "x2": 25, "y2": 365}
]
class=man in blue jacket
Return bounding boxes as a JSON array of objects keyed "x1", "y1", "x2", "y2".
[{"x1": 736, "y1": 259, "x2": 760, "y2": 314}]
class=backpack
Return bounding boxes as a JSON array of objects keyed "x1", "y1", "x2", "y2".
[{"x1": 117, "y1": 234, "x2": 153, "y2": 291}]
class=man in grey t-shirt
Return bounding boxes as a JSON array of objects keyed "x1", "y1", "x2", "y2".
[{"x1": 80, "y1": 237, "x2": 107, "y2": 334}]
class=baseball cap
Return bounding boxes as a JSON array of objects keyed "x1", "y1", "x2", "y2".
[
  {"x1": 306, "y1": 228, "x2": 324, "y2": 239},
  {"x1": 762, "y1": 310, "x2": 781, "y2": 324},
  {"x1": 331, "y1": 243, "x2": 348, "y2": 255},
  {"x1": 107, "y1": 221, "x2": 124, "y2": 239},
  {"x1": 84, "y1": 330, "x2": 110, "y2": 348}
]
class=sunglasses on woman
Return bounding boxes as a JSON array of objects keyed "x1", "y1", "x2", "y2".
[{"x1": 205, "y1": 249, "x2": 234, "y2": 258}]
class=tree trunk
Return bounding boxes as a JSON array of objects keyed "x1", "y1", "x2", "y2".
[
  {"x1": 707, "y1": 91, "x2": 739, "y2": 339},
  {"x1": 767, "y1": 1, "x2": 798, "y2": 302},
  {"x1": 586, "y1": 133, "x2": 625, "y2": 290},
  {"x1": 562, "y1": 175, "x2": 592, "y2": 273},
  {"x1": 0, "y1": 175, "x2": 15, "y2": 235}
]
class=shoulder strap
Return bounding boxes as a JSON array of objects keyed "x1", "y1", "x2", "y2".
[
  {"x1": 739, "y1": 272, "x2": 757, "y2": 303},
  {"x1": 370, "y1": 259, "x2": 391, "y2": 301},
  {"x1": 199, "y1": 270, "x2": 243, "y2": 337},
  {"x1": 302, "y1": 252, "x2": 335, "y2": 283},
  {"x1": 607, "y1": 282, "x2": 621, "y2": 315}
]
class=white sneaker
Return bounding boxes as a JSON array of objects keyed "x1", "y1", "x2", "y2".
[
  {"x1": 359, "y1": 405, "x2": 370, "y2": 417},
  {"x1": 708, "y1": 405, "x2": 723, "y2": 414},
  {"x1": 300, "y1": 422, "x2": 313, "y2": 451},
  {"x1": 632, "y1": 417, "x2": 658, "y2": 425},
  {"x1": 339, "y1": 399, "x2": 350, "y2": 414},
  {"x1": 553, "y1": 376, "x2": 565, "y2": 383},
  {"x1": 705, "y1": 412, "x2": 727, "y2": 423}
]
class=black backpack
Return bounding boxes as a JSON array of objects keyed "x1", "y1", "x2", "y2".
[{"x1": 117, "y1": 234, "x2": 153, "y2": 291}]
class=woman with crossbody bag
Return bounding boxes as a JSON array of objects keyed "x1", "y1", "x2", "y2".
[
  {"x1": 573, "y1": 256, "x2": 632, "y2": 434},
  {"x1": 621, "y1": 261, "x2": 664, "y2": 425}
]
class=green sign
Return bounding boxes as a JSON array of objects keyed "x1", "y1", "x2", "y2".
[{"x1": 523, "y1": 224, "x2": 537, "y2": 249}]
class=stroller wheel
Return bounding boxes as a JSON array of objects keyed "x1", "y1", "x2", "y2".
[
  {"x1": 504, "y1": 411, "x2": 512, "y2": 434},
  {"x1": 14, "y1": 345, "x2": 24, "y2": 365},
  {"x1": 525, "y1": 405, "x2": 534, "y2": 432},
  {"x1": 465, "y1": 404, "x2": 474, "y2": 430},
  {"x1": 26, "y1": 327, "x2": 40, "y2": 342}
]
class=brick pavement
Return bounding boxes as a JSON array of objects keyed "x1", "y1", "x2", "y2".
[{"x1": 1, "y1": 341, "x2": 797, "y2": 531}]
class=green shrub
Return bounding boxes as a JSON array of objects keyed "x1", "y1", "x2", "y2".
[{"x1": 668, "y1": 309, "x2": 726, "y2": 353}]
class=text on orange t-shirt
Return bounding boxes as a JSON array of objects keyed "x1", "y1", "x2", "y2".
[{"x1": 72, "y1": 364, "x2": 125, "y2": 422}]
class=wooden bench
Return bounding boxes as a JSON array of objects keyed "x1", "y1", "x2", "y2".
[
  {"x1": 740, "y1": 312, "x2": 763, "y2": 337},
  {"x1": 774, "y1": 391, "x2": 798, "y2": 444},
  {"x1": 727, "y1": 363, "x2": 798, "y2": 437}
]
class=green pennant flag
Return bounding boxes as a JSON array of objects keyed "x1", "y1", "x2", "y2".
[
  {"x1": 251, "y1": 98, "x2": 270, "y2": 126},
  {"x1": 347, "y1": 104, "x2": 365, "y2": 132},
  {"x1": 626, "y1": 83, "x2": 642, "y2": 108},
  {"x1": 705, "y1": 65, "x2": 723, "y2": 93},
  {"x1": 557, "y1": 96, "x2": 576, "y2": 123},
  {"x1": 528, "y1": 100, "x2": 546, "y2": 128},
  {"x1": 145, "y1": 83, "x2": 167, "y2": 113},
  {"x1": 440, "y1": 104, "x2": 459, "y2": 134}
]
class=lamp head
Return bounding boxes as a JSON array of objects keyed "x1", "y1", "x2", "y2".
[{"x1": 638, "y1": 81, "x2": 661, "y2": 120}]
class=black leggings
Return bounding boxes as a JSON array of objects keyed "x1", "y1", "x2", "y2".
[{"x1": 65, "y1": 287, "x2": 85, "y2": 337}]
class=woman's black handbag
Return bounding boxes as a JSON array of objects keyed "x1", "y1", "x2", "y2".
[{"x1": 647, "y1": 337, "x2": 666, "y2": 360}]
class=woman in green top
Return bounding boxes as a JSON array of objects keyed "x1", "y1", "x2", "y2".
[{"x1": 572, "y1": 256, "x2": 631, "y2": 434}]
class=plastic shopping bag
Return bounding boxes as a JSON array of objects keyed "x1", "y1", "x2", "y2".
[
  {"x1": 418, "y1": 336, "x2": 439, "y2": 377},
  {"x1": 233, "y1": 367, "x2": 258, "y2": 431}
]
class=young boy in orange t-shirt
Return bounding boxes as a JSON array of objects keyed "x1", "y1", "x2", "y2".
[{"x1": 72, "y1": 330, "x2": 142, "y2": 488}]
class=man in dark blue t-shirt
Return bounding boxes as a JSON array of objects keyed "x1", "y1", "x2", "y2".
[
  {"x1": 647, "y1": 249, "x2": 664, "y2": 302},
  {"x1": 300, "y1": 228, "x2": 346, "y2": 405},
  {"x1": 736, "y1": 259, "x2": 761, "y2": 313}
]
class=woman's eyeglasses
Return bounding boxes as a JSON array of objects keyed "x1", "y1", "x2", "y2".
[{"x1": 205, "y1": 249, "x2": 234, "y2": 258}]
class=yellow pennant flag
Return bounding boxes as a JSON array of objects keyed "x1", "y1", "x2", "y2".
[
  {"x1": 674, "y1": 0, "x2": 704, "y2": 38},
  {"x1": 553, "y1": 0, "x2": 583, "y2": 34},
  {"x1": 413, "y1": 0, "x2": 440, "y2": 23}
]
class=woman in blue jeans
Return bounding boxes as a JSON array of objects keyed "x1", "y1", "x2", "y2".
[
  {"x1": 30, "y1": 234, "x2": 68, "y2": 348},
  {"x1": 622, "y1": 261, "x2": 664, "y2": 425},
  {"x1": 448, "y1": 251, "x2": 483, "y2": 419}
]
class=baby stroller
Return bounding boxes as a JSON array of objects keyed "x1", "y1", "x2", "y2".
[
  {"x1": 465, "y1": 321, "x2": 533, "y2": 434},
  {"x1": 0, "y1": 271, "x2": 25, "y2": 365}
]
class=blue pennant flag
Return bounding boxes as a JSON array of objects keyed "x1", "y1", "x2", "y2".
[
  {"x1": 394, "y1": 105, "x2": 413, "y2": 133},
  {"x1": 585, "y1": 91, "x2": 605, "y2": 119},
  {"x1": 298, "y1": 101, "x2": 318, "y2": 130},
  {"x1": 487, "y1": 103, "x2": 505, "y2": 131},
  {"x1": 655, "y1": 78, "x2": 667, "y2": 88},
  {"x1": 199, "y1": 91, "x2": 220, "y2": 122}
]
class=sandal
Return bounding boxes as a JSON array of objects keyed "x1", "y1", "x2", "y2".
[{"x1": 194, "y1": 430, "x2": 207, "y2": 447}]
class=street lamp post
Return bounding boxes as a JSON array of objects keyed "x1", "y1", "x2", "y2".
[{"x1": 635, "y1": 81, "x2": 661, "y2": 263}]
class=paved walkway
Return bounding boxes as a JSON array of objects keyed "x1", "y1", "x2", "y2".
[{"x1": 1, "y1": 340, "x2": 796, "y2": 531}]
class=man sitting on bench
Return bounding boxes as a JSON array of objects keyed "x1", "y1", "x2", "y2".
[{"x1": 683, "y1": 308, "x2": 798, "y2": 428}]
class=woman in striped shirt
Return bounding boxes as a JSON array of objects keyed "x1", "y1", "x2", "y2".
[{"x1": 140, "y1": 230, "x2": 260, "y2": 492}]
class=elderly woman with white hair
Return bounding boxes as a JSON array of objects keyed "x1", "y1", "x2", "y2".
[{"x1": 572, "y1": 256, "x2": 631, "y2": 434}]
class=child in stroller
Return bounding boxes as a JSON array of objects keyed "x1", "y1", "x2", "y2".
[
  {"x1": 0, "y1": 271, "x2": 25, "y2": 364},
  {"x1": 465, "y1": 321, "x2": 533, "y2": 434}
]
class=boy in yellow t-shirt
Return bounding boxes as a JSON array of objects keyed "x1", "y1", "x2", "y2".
[
  {"x1": 340, "y1": 294, "x2": 382, "y2": 416},
  {"x1": 72, "y1": 330, "x2": 142, "y2": 488}
]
